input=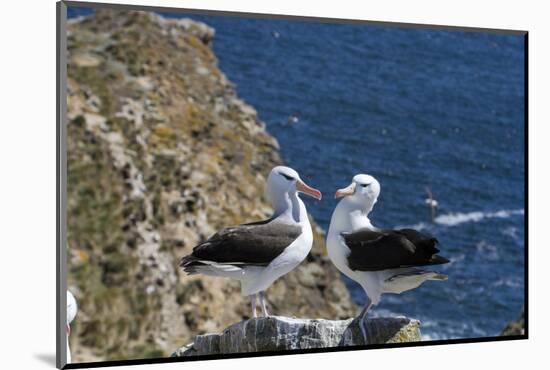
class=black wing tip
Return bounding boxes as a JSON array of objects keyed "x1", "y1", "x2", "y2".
[
  {"x1": 430, "y1": 254, "x2": 450, "y2": 265},
  {"x1": 179, "y1": 255, "x2": 205, "y2": 275},
  {"x1": 179, "y1": 254, "x2": 197, "y2": 267}
]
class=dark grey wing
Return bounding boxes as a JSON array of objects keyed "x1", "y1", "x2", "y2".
[
  {"x1": 180, "y1": 220, "x2": 301, "y2": 269},
  {"x1": 394, "y1": 228, "x2": 440, "y2": 254},
  {"x1": 342, "y1": 228, "x2": 449, "y2": 272}
]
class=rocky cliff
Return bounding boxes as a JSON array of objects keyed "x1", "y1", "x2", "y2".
[
  {"x1": 172, "y1": 316, "x2": 421, "y2": 356},
  {"x1": 500, "y1": 308, "x2": 525, "y2": 336},
  {"x1": 66, "y1": 9, "x2": 355, "y2": 362}
]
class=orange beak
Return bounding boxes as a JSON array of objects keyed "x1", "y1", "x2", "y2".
[
  {"x1": 67, "y1": 324, "x2": 71, "y2": 336},
  {"x1": 335, "y1": 183, "x2": 356, "y2": 198},
  {"x1": 296, "y1": 180, "x2": 322, "y2": 200}
]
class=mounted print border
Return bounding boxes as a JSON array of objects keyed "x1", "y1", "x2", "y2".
[{"x1": 57, "y1": 1, "x2": 528, "y2": 368}]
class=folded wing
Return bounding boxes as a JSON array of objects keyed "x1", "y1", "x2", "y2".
[
  {"x1": 180, "y1": 220, "x2": 302, "y2": 272},
  {"x1": 342, "y1": 228, "x2": 449, "y2": 271}
]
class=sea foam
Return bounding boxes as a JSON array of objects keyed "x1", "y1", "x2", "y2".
[{"x1": 434, "y1": 209, "x2": 524, "y2": 227}]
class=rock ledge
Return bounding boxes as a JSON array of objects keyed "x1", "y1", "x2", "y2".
[{"x1": 173, "y1": 316, "x2": 421, "y2": 356}]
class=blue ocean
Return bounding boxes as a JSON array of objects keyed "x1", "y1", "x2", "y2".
[{"x1": 69, "y1": 8, "x2": 526, "y2": 340}]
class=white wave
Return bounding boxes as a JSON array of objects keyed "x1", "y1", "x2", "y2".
[
  {"x1": 420, "y1": 319, "x2": 488, "y2": 341},
  {"x1": 502, "y1": 226, "x2": 524, "y2": 246},
  {"x1": 393, "y1": 222, "x2": 430, "y2": 231},
  {"x1": 492, "y1": 277, "x2": 523, "y2": 288},
  {"x1": 434, "y1": 209, "x2": 524, "y2": 227},
  {"x1": 502, "y1": 226, "x2": 519, "y2": 239},
  {"x1": 451, "y1": 253, "x2": 466, "y2": 263},
  {"x1": 475, "y1": 241, "x2": 499, "y2": 261},
  {"x1": 421, "y1": 333, "x2": 447, "y2": 341},
  {"x1": 370, "y1": 307, "x2": 488, "y2": 341}
]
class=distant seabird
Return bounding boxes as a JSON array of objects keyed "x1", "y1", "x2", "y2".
[
  {"x1": 425, "y1": 187, "x2": 438, "y2": 221},
  {"x1": 180, "y1": 166, "x2": 322, "y2": 318},
  {"x1": 327, "y1": 174, "x2": 449, "y2": 341},
  {"x1": 67, "y1": 291, "x2": 78, "y2": 364},
  {"x1": 287, "y1": 115, "x2": 299, "y2": 125}
]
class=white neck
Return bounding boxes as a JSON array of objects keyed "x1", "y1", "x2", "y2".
[
  {"x1": 271, "y1": 190, "x2": 309, "y2": 225},
  {"x1": 328, "y1": 196, "x2": 375, "y2": 236}
]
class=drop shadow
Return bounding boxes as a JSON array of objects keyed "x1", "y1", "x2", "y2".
[{"x1": 34, "y1": 353, "x2": 57, "y2": 367}]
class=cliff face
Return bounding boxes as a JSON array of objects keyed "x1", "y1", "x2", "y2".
[
  {"x1": 66, "y1": 10, "x2": 355, "y2": 362},
  {"x1": 172, "y1": 316, "x2": 421, "y2": 356},
  {"x1": 500, "y1": 308, "x2": 525, "y2": 336}
]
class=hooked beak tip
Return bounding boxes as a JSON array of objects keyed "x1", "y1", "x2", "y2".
[{"x1": 296, "y1": 180, "x2": 322, "y2": 201}]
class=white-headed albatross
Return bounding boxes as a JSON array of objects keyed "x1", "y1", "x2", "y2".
[
  {"x1": 180, "y1": 166, "x2": 322, "y2": 318},
  {"x1": 327, "y1": 174, "x2": 449, "y2": 341},
  {"x1": 67, "y1": 290, "x2": 78, "y2": 364}
]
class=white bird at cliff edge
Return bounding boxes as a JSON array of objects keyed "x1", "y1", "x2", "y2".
[
  {"x1": 180, "y1": 166, "x2": 322, "y2": 318},
  {"x1": 327, "y1": 174, "x2": 449, "y2": 342},
  {"x1": 67, "y1": 290, "x2": 78, "y2": 364}
]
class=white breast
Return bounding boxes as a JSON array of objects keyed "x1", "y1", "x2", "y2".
[
  {"x1": 326, "y1": 233, "x2": 354, "y2": 278},
  {"x1": 241, "y1": 223, "x2": 312, "y2": 296},
  {"x1": 67, "y1": 291, "x2": 77, "y2": 324},
  {"x1": 327, "y1": 197, "x2": 390, "y2": 303},
  {"x1": 270, "y1": 225, "x2": 312, "y2": 269},
  {"x1": 66, "y1": 291, "x2": 77, "y2": 365},
  {"x1": 327, "y1": 199, "x2": 372, "y2": 279}
]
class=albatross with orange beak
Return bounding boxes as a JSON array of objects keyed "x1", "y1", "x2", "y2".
[
  {"x1": 327, "y1": 174, "x2": 449, "y2": 342},
  {"x1": 180, "y1": 166, "x2": 322, "y2": 318}
]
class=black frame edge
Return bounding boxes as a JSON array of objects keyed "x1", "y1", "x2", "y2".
[
  {"x1": 523, "y1": 32, "x2": 529, "y2": 339},
  {"x1": 64, "y1": 335, "x2": 528, "y2": 369}
]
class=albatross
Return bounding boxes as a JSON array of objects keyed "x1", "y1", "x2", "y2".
[
  {"x1": 327, "y1": 174, "x2": 449, "y2": 341},
  {"x1": 67, "y1": 290, "x2": 78, "y2": 364},
  {"x1": 180, "y1": 166, "x2": 322, "y2": 318}
]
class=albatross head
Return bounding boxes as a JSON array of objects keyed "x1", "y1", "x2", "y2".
[
  {"x1": 328, "y1": 174, "x2": 380, "y2": 233},
  {"x1": 335, "y1": 173, "x2": 380, "y2": 209},
  {"x1": 267, "y1": 166, "x2": 322, "y2": 201},
  {"x1": 266, "y1": 166, "x2": 321, "y2": 221}
]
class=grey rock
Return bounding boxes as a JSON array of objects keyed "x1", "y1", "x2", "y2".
[
  {"x1": 172, "y1": 316, "x2": 421, "y2": 356},
  {"x1": 500, "y1": 308, "x2": 524, "y2": 336}
]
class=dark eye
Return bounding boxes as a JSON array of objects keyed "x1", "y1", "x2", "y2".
[
  {"x1": 280, "y1": 173, "x2": 295, "y2": 181},
  {"x1": 360, "y1": 183, "x2": 370, "y2": 188}
]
